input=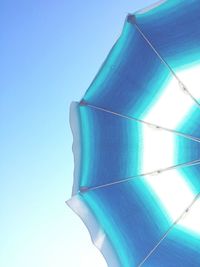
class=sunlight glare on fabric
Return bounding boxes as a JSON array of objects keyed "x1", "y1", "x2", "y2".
[
  {"x1": 144, "y1": 171, "x2": 194, "y2": 223},
  {"x1": 141, "y1": 124, "x2": 174, "y2": 172},
  {"x1": 143, "y1": 77, "x2": 194, "y2": 129},
  {"x1": 180, "y1": 198, "x2": 200, "y2": 235},
  {"x1": 177, "y1": 64, "x2": 200, "y2": 102}
]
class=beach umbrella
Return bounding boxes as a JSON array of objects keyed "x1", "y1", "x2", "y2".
[{"x1": 67, "y1": 1, "x2": 200, "y2": 266}]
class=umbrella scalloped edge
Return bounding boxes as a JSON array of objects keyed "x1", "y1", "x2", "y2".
[
  {"x1": 135, "y1": 0, "x2": 166, "y2": 14},
  {"x1": 69, "y1": 102, "x2": 82, "y2": 196},
  {"x1": 68, "y1": 101, "x2": 121, "y2": 267},
  {"x1": 66, "y1": 194, "x2": 120, "y2": 267}
]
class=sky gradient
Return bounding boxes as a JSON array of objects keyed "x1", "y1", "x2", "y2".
[{"x1": 1, "y1": 1, "x2": 156, "y2": 266}]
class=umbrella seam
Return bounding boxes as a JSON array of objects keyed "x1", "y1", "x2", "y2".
[
  {"x1": 82, "y1": 102, "x2": 200, "y2": 143},
  {"x1": 137, "y1": 192, "x2": 200, "y2": 266},
  {"x1": 130, "y1": 16, "x2": 200, "y2": 108},
  {"x1": 79, "y1": 159, "x2": 200, "y2": 192}
]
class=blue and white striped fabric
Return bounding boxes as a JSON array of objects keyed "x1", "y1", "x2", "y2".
[{"x1": 68, "y1": 1, "x2": 200, "y2": 266}]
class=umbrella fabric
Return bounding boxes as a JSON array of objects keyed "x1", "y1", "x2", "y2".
[{"x1": 68, "y1": 1, "x2": 200, "y2": 266}]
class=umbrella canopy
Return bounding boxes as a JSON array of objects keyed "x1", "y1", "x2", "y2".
[{"x1": 67, "y1": 1, "x2": 200, "y2": 266}]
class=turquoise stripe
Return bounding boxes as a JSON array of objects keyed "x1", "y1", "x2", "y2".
[
  {"x1": 70, "y1": 1, "x2": 200, "y2": 265},
  {"x1": 79, "y1": 106, "x2": 92, "y2": 187},
  {"x1": 84, "y1": 22, "x2": 133, "y2": 101},
  {"x1": 82, "y1": 192, "x2": 133, "y2": 267}
]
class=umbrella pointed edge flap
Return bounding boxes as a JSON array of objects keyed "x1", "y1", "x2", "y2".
[
  {"x1": 66, "y1": 194, "x2": 121, "y2": 267},
  {"x1": 69, "y1": 102, "x2": 82, "y2": 196}
]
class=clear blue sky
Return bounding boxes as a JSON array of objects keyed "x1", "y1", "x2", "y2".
[{"x1": 1, "y1": 1, "x2": 156, "y2": 266}]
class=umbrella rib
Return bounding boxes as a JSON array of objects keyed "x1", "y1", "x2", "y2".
[
  {"x1": 132, "y1": 18, "x2": 200, "y2": 108},
  {"x1": 82, "y1": 102, "x2": 200, "y2": 143},
  {"x1": 137, "y1": 192, "x2": 200, "y2": 267},
  {"x1": 80, "y1": 159, "x2": 200, "y2": 193}
]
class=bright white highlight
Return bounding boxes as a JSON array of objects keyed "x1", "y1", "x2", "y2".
[
  {"x1": 142, "y1": 124, "x2": 174, "y2": 173},
  {"x1": 95, "y1": 231, "x2": 106, "y2": 249},
  {"x1": 177, "y1": 64, "x2": 200, "y2": 102},
  {"x1": 142, "y1": 74, "x2": 199, "y2": 234},
  {"x1": 144, "y1": 77, "x2": 194, "y2": 129},
  {"x1": 181, "y1": 199, "x2": 200, "y2": 234},
  {"x1": 144, "y1": 171, "x2": 194, "y2": 222}
]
